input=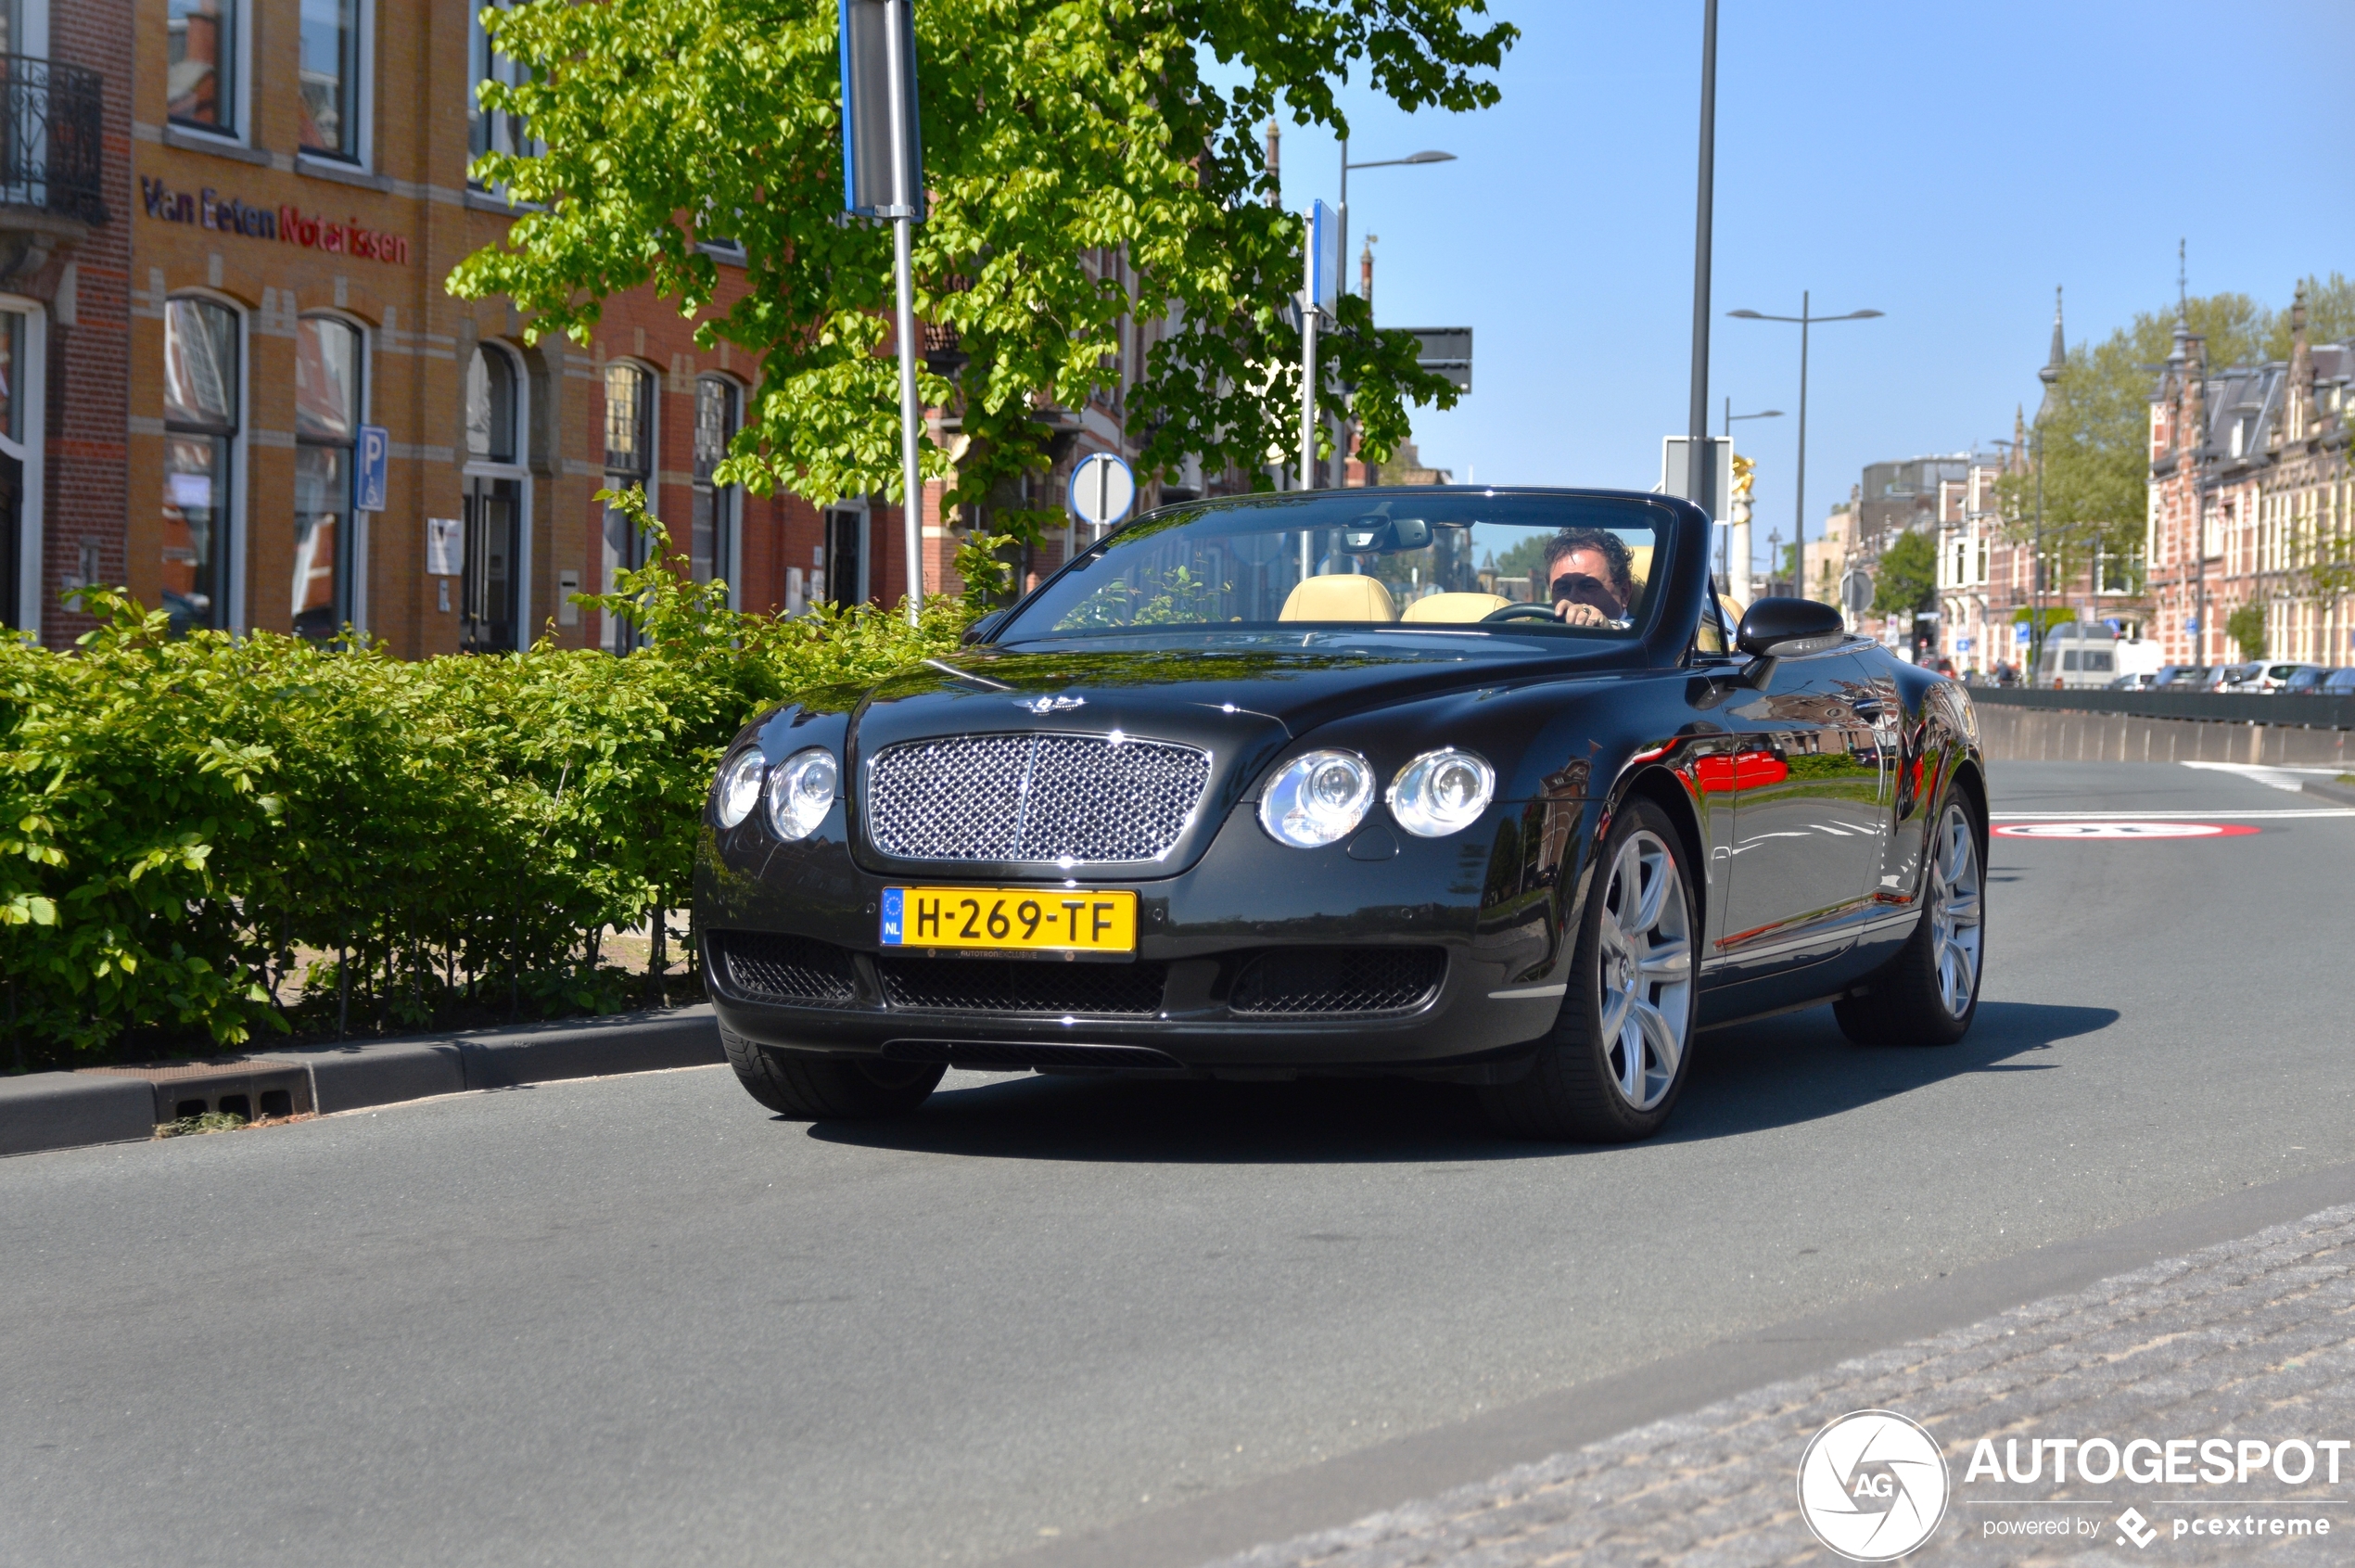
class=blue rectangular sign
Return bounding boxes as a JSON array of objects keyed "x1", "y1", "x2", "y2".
[
  {"x1": 879, "y1": 886, "x2": 905, "y2": 945},
  {"x1": 356, "y1": 424, "x2": 389, "y2": 512}
]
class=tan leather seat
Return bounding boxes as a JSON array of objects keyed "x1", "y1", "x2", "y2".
[
  {"x1": 1399, "y1": 591, "x2": 1510, "y2": 624},
  {"x1": 1278, "y1": 574, "x2": 1396, "y2": 622}
]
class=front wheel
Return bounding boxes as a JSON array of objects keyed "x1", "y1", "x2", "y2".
[
  {"x1": 1833, "y1": 795, "x2": 1985, "y2": 1047},
  {"x1": 1479, "y1": 797, "x2": 1698, "y2": 1142},
  {"x1": 722, "y1": 1028, "x2": 944, "y2": 1119}
]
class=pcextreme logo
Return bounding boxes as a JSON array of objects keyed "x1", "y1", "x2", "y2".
[{"x1": 1797, "y1": 1410, "x2": 1951, "y2": 1562}]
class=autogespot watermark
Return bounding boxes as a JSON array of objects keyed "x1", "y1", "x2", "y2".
[{"x1": 1798, "y1": 1412, "x2": 2346, "y2": 1558}]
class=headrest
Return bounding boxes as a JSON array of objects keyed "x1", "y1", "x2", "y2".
[
  {"x1": 1400, "y1": 592, "x2": 1510, "y2": 624},
  {"x1": 1278, "y1": 574, "x2": 1396, "y2": 623}
]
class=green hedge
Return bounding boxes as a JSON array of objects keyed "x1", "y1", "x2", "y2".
[{"x1": 0, "y1": 493, "x2": 995, "y2": 1067}]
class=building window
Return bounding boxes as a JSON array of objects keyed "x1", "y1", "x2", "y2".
[
  {"x1": 0, "y1": 308, "x2": 23, "y2": 630},
  {"x1": 463, "y1": 345, "x2": 528, "y2": 652},
  {"x1": 299, "y1": 0, "x2": 362, "y2": 160},
  {"x1": 692, "y1": 376, "x2": 739, "y2": 600},
  {"x1": 293, "y1": 316, "x2": 361, "y2": 640},
  {"x1": 162, "y1": 298, "x2": 239, "y2": 636},
  {"x1": 822, "y1": 504, "x2": 865, "y2": 610},
  {"x1": 168, "y1": 0, "x2": 238, "y2": 134},
  {"x1": 468, "y1": 0, "x2": 529, "y2": 185},
  {"x1": 600, "y1": 362, "x2": 654, "y2": 654}
]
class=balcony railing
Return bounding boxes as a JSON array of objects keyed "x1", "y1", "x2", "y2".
[{"x1": 0, "y1": 56, "x2": 106, "y2": 224}]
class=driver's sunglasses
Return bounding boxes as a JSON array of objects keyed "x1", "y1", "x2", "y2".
[{"x1": 1550, "y1": 571, "x2": 1609, "y2": 601}]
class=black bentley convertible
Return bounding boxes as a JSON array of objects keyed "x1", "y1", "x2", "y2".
[{"x1": 694, "y1": 488, "x2": 1986, "y2": 1141}]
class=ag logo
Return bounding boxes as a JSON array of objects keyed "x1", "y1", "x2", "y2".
[{"x1": 1797, "y1": 1409, "x2": 1950, "y2": 1561}]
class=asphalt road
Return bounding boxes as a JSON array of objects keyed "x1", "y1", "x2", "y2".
[{"x1": 6, "y1": 761, "x2": 2354, "y2": 1568}]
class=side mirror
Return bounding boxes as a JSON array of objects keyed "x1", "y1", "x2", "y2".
[
  {"x1": 1736, "y1": 597, "x2": 1845, "y2": 659},
  {"x1": 961, "y1": 608, "x2": 1012, "y2": 645}
]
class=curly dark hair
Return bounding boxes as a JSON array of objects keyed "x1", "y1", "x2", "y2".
[{"x1": 1539, "y1": 528, "x2": 1637, "y2": 604}]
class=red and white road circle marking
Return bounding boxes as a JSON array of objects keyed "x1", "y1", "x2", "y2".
[{"x1": 1992, "y1": 821, "x2": 2261, "y2": 839}]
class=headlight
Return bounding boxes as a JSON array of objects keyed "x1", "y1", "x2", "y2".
[
  {"x1": 1258, "y1": 749, "x2": 1375, "y2": 848},
  {"x1": 714, "y1": 747, "x2": 768, "y2": 828},
  {"x1": 1388, "y1": 747, "x2": 1496, "y2": 837},
  {"x1": 765, "y1": 747, "x2": 838, "y2": 840}
]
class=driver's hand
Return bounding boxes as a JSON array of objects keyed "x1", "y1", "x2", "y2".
[{"x1": 1555, "y1": 600, "x2": 1609, "y2": 627}]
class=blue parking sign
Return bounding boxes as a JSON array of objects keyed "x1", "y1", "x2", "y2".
[{"x1": 356, "y1": 425, "x2": 389, "y2": 512}]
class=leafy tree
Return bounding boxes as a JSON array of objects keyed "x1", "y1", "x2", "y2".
[
  {"x1": 2225, "y1": 601, "x2": 2267, "y2": 662},
  {"x1": 451, "y1": 0, "x2": 1511, "y2": 554},
  {"x1": 1871, "y1": 528, "x2": 1938, "y2": 627}
]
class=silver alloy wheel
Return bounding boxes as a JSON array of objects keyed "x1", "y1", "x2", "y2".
[
  {"x1": 1928, "y1": 802, "x2": 1983, "y2": 1018},
  {"x1": 1596, "y1": 829, "x2": 1694, "y2": 1111}
]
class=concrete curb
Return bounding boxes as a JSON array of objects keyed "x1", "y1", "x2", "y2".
[{"x1": 0, "y1": 1004, "x2": 722, "y2": 1158}]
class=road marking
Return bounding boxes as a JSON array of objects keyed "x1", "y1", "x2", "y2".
[
  {"x1": 2179, "y1": 759, "x2": 2347, "y2": 792},
  {"x1": 1990, "y1": 809, "x2": 2355, "y2": 820},
  {"x1": 1994, "y1": 822, "x2": 2261, "y2": 839}
]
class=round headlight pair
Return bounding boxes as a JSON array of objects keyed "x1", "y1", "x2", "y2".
[
  {"x1": 1257, "y1": 746, "x2": 1495, "y2": 848},
  {"x1": 713, "y1": 746, "x2": 838, "y2": 841}
]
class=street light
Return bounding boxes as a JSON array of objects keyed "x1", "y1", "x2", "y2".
[
  {"x1": 1727, "y1": 295, "x2": 1882, "y2": 600},
  {"x1": 1721, "y1": 402, "x2": 1783, "y2": 586},
  {"x1": 1314, "y1": 140, "x2": 1454, "y2": 488}
]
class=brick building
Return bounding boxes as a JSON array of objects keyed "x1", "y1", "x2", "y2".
[
  {"x1": 2145, "y1": 287, "x2": 2355, "y2": 669},
  {"x1": 8, "y1": 3, "x2": 1186, "y2": 651},
  {"x1": 0, "y1": 0, "x2": 129, "y2": 645}
]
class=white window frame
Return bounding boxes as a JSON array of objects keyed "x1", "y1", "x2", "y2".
[
  {"x1": 821, "y1": 498, "x2": 870, "y2": 608},
  {"x1": 692, "y1": 372, "x2": 745, "y2": 610},
  {"x1": 599, "y1": 358, "x2": 659, "y2": 654},
  {"x1": 2, "y1": 295, "x2": 45, "y2": 634},
  {"x1": 297, "y1": 0, "x2": 375, "y2": 170},
  {"x1": 462, "y1": 339, "x2": 533, "y2": 649},
  {"x1": 165, "y1": 0, "x2": 253, "y2": 147},
  {"x1": 164, "y1": 288, "x2": 249, "y2": 632},
  {"x1": 293, "y1": 308, "x2": 370, "y2": 636}
]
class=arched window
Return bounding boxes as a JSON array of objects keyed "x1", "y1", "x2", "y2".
[
  {"x1": 600, "y1": 361, "x2": 655, "y2": 653},
  {"x1": 691, "y1": 375, "x2": 740, "y2": 601},
  {"x1": 462, "y1": 344, "x2": 527, "y2": 652},
  {"x1": 293, "y1": 315, "x2": 361, "y2": 639},
  {"x1": 162, "y1": 296, "x2": 240, "y2": 636}
]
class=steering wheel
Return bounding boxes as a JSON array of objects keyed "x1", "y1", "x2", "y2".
[{"x1": 1481, "y1": 602, "x2": 1560, "y2": 623}]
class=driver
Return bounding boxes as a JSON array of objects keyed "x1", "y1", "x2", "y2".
[{"x1": 1539, "y1": 528, "x2": 1637, "y2": 627}]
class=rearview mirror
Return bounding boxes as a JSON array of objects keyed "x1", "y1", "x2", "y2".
[
  {"x1": 1736, "y1": 597, "x2": 1845, "y2": 659},
  {"x1": 1337, "y1": 516, "x2": 1432, "y2": 553}
]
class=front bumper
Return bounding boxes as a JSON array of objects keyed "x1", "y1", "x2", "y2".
[{"x1": 693, "y1": 800, "x2": 1581, "y2": 1075}]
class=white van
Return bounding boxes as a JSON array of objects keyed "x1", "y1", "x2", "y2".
[{"x1": 2036, "y1": 622, "x2": 2120, "y2": 690}]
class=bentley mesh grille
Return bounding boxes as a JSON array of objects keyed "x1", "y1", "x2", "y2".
[
  {"x1": 711, "y1": 930, "x2": 859, "y2": 1005},
  {"x1": 1228, "y1": 947, "x2": 1446, "y2": 1016},
  {"x1": 877, "y1": 957, "x2": 1169, "y2": 1015},
  {"x1": 864, "y1": 733, "x2": 1211, "y2": 863}
]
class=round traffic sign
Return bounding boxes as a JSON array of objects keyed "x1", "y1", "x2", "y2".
[
  {"x1": 1068, "y1": 453, "x2": 1136, "y2": 531},
  {"x1": 1992, "y1": 821, "x2": 2260, "y2": 839}
]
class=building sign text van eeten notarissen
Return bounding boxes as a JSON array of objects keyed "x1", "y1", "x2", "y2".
[{"x1": 136, "y1": 178, "x2": 410, "y2": 265}]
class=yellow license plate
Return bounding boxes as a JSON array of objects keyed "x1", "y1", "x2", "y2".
[{"x1": 881, "y1": 887, "x2": 1139, "y2": 953}]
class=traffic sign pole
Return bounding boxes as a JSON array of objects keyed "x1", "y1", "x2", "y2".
[{"x1": 883, "y1": 1, "x2": 923, "y2": 623}]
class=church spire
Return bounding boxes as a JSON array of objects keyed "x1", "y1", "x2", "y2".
[{"x1": 2036, "y1": 287, "x2": 2066, "y2": 421}]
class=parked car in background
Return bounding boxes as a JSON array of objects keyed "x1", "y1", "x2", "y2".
[
  {"x1": 2209, "y1": 662, "x2": 2263, "y2": 694},
  {"x1": 2108, "y1": 672, "x2": 2159, "y2": 690},
  {"x1": 2277, "y1": 667, "x2": 2331, "y2": 695},
  {"x1": 2116, "y1": 638, "x2": 2166, "y2": 684},
  {"x1": 2036, "y1": 623, "x2": 2120, "y2": 689},
  {"x1": 2252, "y1": 662, "x2": 2324, "y2": 693},
  {"x1": 2151, "y1": 664, "x2": 2211, "y2": 688},
  {"x1": 2323, "y1": 669, "x2": 2355, "y2": 696}
]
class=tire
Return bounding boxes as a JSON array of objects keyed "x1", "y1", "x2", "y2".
[
  {"x1": 1479, "y1": 796, "x2": 1699, "y2": 1142},
  {"x1": 721, "y1": 1027, "x2": 945, "y2": 1119},
  {"x1": 1833, "y1": 792, "x2": 1985, "y2": 1048}
]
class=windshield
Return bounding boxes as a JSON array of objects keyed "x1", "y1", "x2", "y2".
[{"x1": 997, "y1": 491, "x2": 1674, "y2": 645}]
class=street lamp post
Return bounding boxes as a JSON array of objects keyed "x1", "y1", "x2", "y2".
[
  {"x1": 1321, "y1": 140, "x2": 1454, "y2": 488},
  {"x1": 1722, "y1": 400, "x2": 1781, "y2": 586},
  {"x1": 1728, "y1": 296, "x2": 1882, "y2": 601}
]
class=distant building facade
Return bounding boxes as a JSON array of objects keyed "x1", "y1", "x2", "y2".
[{"x1": 2145, "y1": 287, "x2": 2354, "y2": 669}]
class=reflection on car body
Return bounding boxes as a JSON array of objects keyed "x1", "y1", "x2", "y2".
[{"x1": 694, "y1": 488, "x2": 1989, "y2": 1142}]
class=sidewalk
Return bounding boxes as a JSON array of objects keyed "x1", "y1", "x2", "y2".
[
  {"x1": 1210, "y1": 1203, "x2": 2355, "y2": 1566},
  {"x1": 0, "y1": 1005, "x2": 724, "y2": 1157}
]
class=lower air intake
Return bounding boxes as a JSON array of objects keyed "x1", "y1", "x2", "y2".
[
  {"x1": 1228, "y1": 947, "x2": 1446, "y2": 1016},
  {"x1": 877, "y1": 957, "x2": 1169, "y2": 1016},
  {"x1": 712, "y1": 930, "x2": 858, "y2": 1005},
  {"x1": 881, "y1": 1039, "x2": 1185, "y2": 1071}
]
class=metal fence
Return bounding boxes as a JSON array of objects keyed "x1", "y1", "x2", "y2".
[
  {"x1": 1967, "y1": 684, "x2": 2355, "y2": 733},
  {"x1": 0, "y1": 56, "x2": 106, "y2": 224}
]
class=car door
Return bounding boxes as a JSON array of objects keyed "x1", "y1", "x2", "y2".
[{"x1": 1709, "y1": 647, "x2": 1888, "y2": 985}]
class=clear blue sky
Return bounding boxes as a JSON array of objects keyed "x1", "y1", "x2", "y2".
[{"x1": 1268, "y1": 0, "x2": 2355, "y2": 572}]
